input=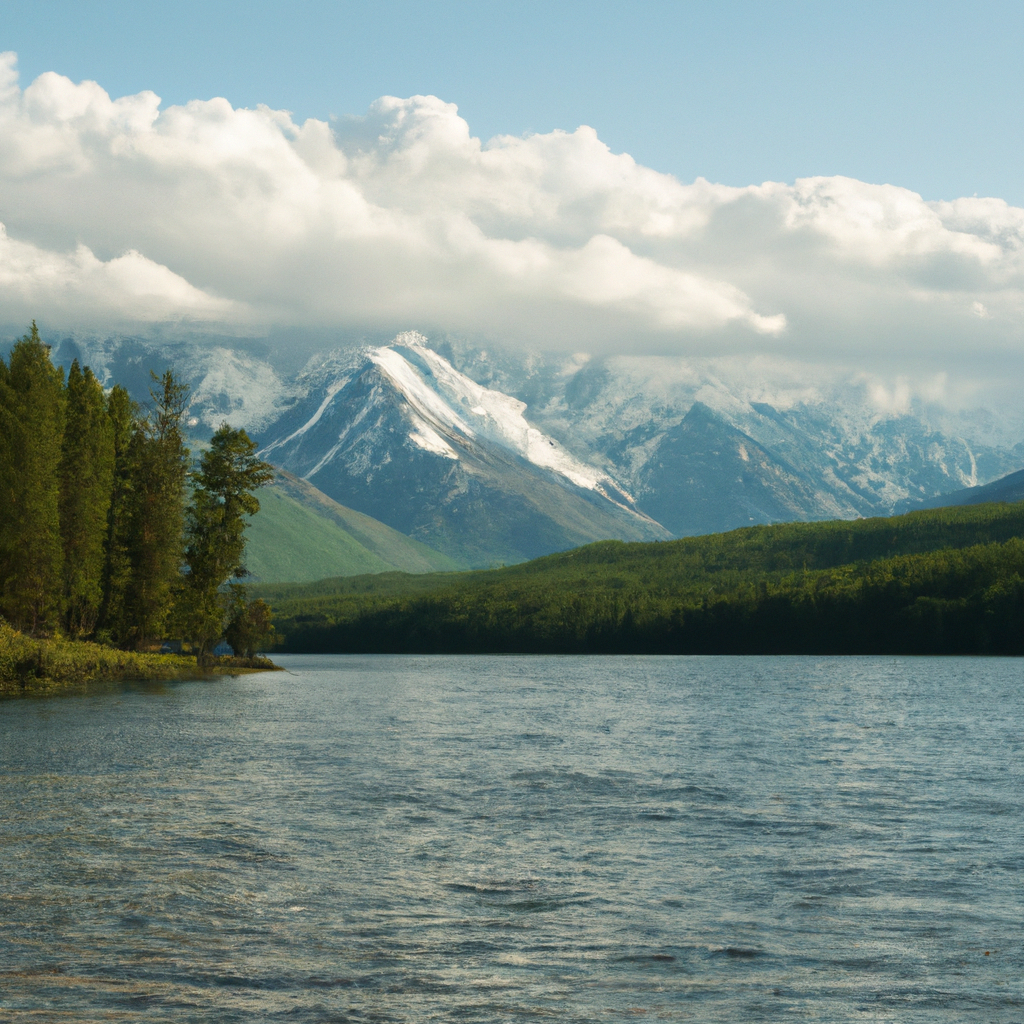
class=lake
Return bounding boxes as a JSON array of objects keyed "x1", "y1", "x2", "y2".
[{"x1": 1, "y1": 655, "x2": 1022, "y2": 1021}]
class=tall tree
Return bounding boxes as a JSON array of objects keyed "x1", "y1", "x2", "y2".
[
  {"x1": 59, "y1": 361, "x2": 115, "y2": 637},
  {"x1": 0, "y1": 323, "x2": 66, "y2": 633},
  {"x1": 122, "y1": 371, "x2": 190, "y2": 649},
  {"x1": 96, "y1": 385, "x2": 141, "y2": 645},
  {"x1": 178, "y1": 424, "x2": 273, "y2": 662},
  {"x1": 0, "y1": 355, "x2": 13, "y2": 599}
]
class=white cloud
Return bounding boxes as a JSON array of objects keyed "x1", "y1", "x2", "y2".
[
  {"x1": 1, "y1": 51, "x2": 1023, "y2": 389},
  {"x1": 0, "y1": 222, "x2": 239, "y2": 327}
]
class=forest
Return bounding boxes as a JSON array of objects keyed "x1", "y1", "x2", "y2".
[
  {"x1": 0, "y1": 323, "x2": 275, "y2": 670},
  {"x1": 264, "y1": 501, "x2": 1024, "y2": 655},
  {"x1": 6, "y1": 317, "x2": 1024, "y2": 663}
]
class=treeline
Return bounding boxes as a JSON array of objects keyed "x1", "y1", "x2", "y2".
[
  {"x1": 266, "y1": 502, "x2": 1024, "y2": 655},
  {"x1": 0, "y1": 323, "x2": 273, "y2": 661}
]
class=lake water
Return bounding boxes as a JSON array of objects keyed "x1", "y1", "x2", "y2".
[{"x1": 1, "y1": 655, "x2": 1022, "y2": 1022}]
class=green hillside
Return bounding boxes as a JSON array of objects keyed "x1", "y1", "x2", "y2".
[
  {"x1": 266, "y1": 501, "x2": 1024, "y2": 655},
  {"x1": 244, "y1": 470, "x2": 462, "y2": 582}
]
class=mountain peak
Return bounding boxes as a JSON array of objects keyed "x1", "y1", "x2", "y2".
[
  {"x1": 257, "y1": 339, "x2": 668, "y2": 566},
  {"x1": 393, "y1": 330, "x2": 429, "y2": 349}
]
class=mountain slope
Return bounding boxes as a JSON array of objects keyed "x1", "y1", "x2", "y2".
[
  {"x1": 910, "y1": 466, "x2": 1024, "y2": 510},
  {"x1": 437, "y1": 343, "x2": 1022, "y2": 520},
  {"x1": 244, "y1": 470, "x2": 461, "y2": 582},
  {"x1": 257, "y1": 334, "x2": 669, "y2": 566},
  {"x1": 636, "y1": 402, "x2": 853, "y2": 536}
]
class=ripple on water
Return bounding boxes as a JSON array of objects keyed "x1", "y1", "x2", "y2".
[{"x1": 1, "y1": 653, "x2": 1023, "y2": 1022}]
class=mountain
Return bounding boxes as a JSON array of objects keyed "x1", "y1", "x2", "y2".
[
  {"x1": 33, "y1": 329, "x2": 1024, "y2": 567},
  {"x1": 907, "y1": 466, "x2": 1024, "y2": 511},
  {"x1": 255, "y1": 334, "x2": 670, "y2": 567},
  {"x1": 633, "y1": 401, "x2": 851, "y2": 536},
  {"x1": 47, "y1": 334, "x2": 302, "y2": 436},
  {"x1": 432, "y1": 342, "x2": 1023, "y2": 528},
  {"x1": 244, "y1": 470, "x2": 461, "y2": 582}
]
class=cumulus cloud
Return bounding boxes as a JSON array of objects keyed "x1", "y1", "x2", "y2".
[
  {"x1": 0, "y1": 223, "x2": 240, "y2": 328},
  {"x1": 1, "y1": 51, "x2": 1023, "y2": 388}
]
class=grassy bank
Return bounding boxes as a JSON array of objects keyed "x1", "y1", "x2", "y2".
[{"x1": 0, "y1": 622, "x2": 278, "y2": 697}]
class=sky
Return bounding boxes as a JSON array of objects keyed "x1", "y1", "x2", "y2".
[
  {"x1": 5, "y1": 0, "x2": 1024, "y2": 204},
  {"x1": 1, "y1": 0, "x2": 1023, "y2": 399}
]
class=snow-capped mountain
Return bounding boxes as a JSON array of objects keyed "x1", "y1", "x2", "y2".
[
  {"x1": 34, "y1": 328, "x2": 1024, "y2": 568},
  {"x1": 49, "y1": 334, "x2": 299, "y2": 435},
  {"x1": 256, "y1": 333, "x2": 670, "y2": 566},
  {"x1": 430, "y1": 341, "x2": 1024, "y2": 535}
]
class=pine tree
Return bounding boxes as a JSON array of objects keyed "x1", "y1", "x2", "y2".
[
  {"x1": 122, "y1": 371, "x2": 190, "y2": 649},
  {"x1": 96, "y1": 385, "x2": 141, "y2": 645},
  {"x1": 59, "y1": 361, "x2": 115, "y2": 637},
  {"x1": 0, "y1": 355, "x2": 14, "y2": 598},
  {"x1": 178, "y1": 424, "x2": 273, "y2": 662},
  {"x1": 0, "y1": 323, "x2": 66, "y2": 633}
]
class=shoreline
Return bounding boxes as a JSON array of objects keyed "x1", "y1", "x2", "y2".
[{"x1": 0, "y1": 623, "x2": 279, "y2": 698}]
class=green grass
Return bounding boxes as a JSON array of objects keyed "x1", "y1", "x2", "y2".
[
  {"x1": 0, "y1": 622, "x2": 278, "y2": 697},
  {"x1": 244, "y1": 471, "x2": 462, "y2": 583}
]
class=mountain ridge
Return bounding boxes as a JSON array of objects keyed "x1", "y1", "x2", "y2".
[
  {"x1": 906, "y1": 466, "x2": 1024, "y2": 511},
  {"x1": 255, "y1": 333, "x2": 670, "y2": 567},
  {"x1": 32, "y1": 330, "x2": 1024, "y2": 569}
]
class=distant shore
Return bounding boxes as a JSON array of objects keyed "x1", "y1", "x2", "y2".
[{"x1": 0, "y1": 623, "x2": 279, "y2": 698}]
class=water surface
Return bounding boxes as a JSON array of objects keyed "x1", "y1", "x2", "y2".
[{"x1": 1, "y1": 655, "x2": 1022, "y2": 1021}]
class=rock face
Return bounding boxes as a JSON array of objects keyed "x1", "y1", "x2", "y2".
[
  {"x1": 635, "y1": 402, "x2": 849, "y2": 537},
  {"x1": 255, "y1": 334, "x2": 669, "y2": 567},
  {"x1": 910, "y1": 467, "x2": 1024, "y2": 511},
  {"x1": 433, "y1": 343, "x2": 1022, "y2": 531}
]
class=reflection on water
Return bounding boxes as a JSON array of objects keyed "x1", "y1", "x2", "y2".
[{"x1": 1, "y1": 655, "x2": 1022, "y2": 1021}]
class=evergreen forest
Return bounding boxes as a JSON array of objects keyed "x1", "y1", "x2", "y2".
[
  {"x1": 263, "y1": 501, "x2": 1024, "y2": 655},
  {"x1": 0, "y1": 324, "x2": 274, "y2": 667}
]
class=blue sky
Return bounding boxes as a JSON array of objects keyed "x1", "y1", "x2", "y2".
[{"x1": 4, "y1": 0, "x2": 1023, "y2": 203}]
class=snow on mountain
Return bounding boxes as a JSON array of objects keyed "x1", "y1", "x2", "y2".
[
  {"x1": 256, "y1": 334, "x2": 668, "y2": 566},
  {"x1": 432, "y1": 341, "x2": 1023, "y2": 528},
  {"x1": 36, "y1": 328, "x2": 1024, "y2": 564},
  {"x1": 48, "y1": 334, "x2": 299, "y2": 435},
  {"x1": 367, "y1": 332, "x2": 645, "y2": 509}
]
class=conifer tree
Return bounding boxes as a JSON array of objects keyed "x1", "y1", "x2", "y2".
[
  {"x1": 0, "y1": 355, "x2": 13, "y2": 598},
  {"x1": 224, "y1": 587, "x2": 275, "y2": 659},
  {"x1": 96, "y1": 385, "x2": 141, "y2": 645},
  {"x1": 122, "y1": 371, "x2": 190, "y2": 648},
  {"x1": 59, "y1": 361, "x2": 115, "y2": 637},
  {"x1": 0, "y1": 323, "x2": 66, "y2": 632},
  {"x1": 178, "y1": 424, "x2": 273, "y2": 662}
]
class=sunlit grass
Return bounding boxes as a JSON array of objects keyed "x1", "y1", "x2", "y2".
[{"x1": 0, "y1": 622, "x2": 276, "y2": 696}]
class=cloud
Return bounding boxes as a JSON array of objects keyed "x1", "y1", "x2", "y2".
[
  {"x1": 1, "y1": 51, "x2": 1023, "y2": 388},
  {"x1": 0, "y1": 223, "x2": 240, "y2": 327}
]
